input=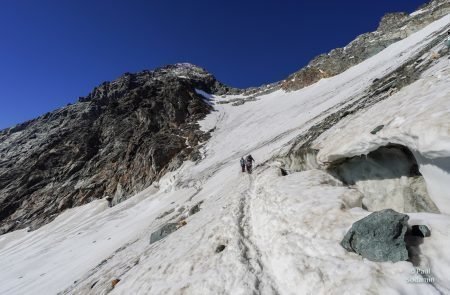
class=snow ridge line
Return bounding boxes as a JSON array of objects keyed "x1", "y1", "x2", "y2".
[{"x1": 237, "y1": 170, "x2": 280, "y2": 295}]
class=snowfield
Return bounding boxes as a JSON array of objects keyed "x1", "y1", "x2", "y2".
[{"x1": 0, "y1": 14, "x2": 449, "y2": 295}]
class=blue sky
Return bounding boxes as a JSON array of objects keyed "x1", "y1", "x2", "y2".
[{"x1": 0, "y1": 0, "x2": 427, "y2": 129}]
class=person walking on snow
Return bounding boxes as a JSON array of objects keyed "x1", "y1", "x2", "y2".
[
  {"x1": 246, "y1": 155, "x2": 255, "y2": 174},
  {"x1": 240, "y1": 157, "x2": 246, "y2": 172}
]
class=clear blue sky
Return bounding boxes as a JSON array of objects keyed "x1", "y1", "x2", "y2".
[{"x1": 0, "y1": 0, "x2": 427, "y2": 129}]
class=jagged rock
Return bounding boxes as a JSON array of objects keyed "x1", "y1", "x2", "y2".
[
  {"x1": 341, "y1": 209, "x2": 409, "y2": 262},
  {"x1": 0, "y1": 63, "x2": 230, "y2": 234},
  {"x1": 411, "y1": 224, "x2": 431, "y2": 237}
]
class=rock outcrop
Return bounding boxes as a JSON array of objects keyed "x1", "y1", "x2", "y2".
[
  {"x1": 281, "y1": 0, "x2": 450, "y2": 91},
  {"x1": 0, "y1": 63, "x2": 229, "y2": 234}
]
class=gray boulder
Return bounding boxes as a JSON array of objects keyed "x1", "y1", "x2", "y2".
[{"x1": 341, "y1": 209, "x2": 409, "y2": 262}]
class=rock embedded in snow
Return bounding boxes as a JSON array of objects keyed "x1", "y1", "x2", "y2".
[
  {"x1": 188, "y1": 202, "x2": 202, "y2": 216},
  {"x1": 149, "y1": 223, "x2": 178, "y2": 244},
  {"x1": 370, "y1": 124, "x2": 384, "y2": 134},
  {"x1": 341, "y1": 209, "x2": 409, "y2": 262},
  {"x1": 410, "y1": 224, "x2": 431, "y2": 237},
  {"x1": 111, "y1": 278, "x2": 120, "y2": 288},
  {"x1": 215, "y1": 245, "x2": 226, "y2": 253}
]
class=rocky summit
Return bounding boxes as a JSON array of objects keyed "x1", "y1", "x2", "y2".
[{"x1": 0, "y1": 63, "x2": 232, "y2": 234}]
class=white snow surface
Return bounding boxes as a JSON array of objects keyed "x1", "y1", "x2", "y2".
[
  {"x1": 410, "y1": 8, "x2": 429, "y2": 17},
  {"x1": 0, "y1": 14, "x2": 449, "y2": 295}
]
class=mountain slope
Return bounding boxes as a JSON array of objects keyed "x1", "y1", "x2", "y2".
[
  {"x1": 281, "y1": 0, "x2": 450, "y2": 91},
  {"x1": 0, "y1": 63, "x2": 235, "y2": 234},
  {"x1": 0, "y1": 10, "x2": 448, "y2": 295}
]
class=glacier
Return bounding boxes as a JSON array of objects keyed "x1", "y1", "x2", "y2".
[{"x1": 0, "y1": 14, "x2": 449, "y2": 295}]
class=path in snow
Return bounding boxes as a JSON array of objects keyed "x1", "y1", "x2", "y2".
[{"x1": 237, "y1": 169, "x2": 281, "y2": 295}]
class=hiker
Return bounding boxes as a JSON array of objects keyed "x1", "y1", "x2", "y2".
[
  {"x1": 240, "y1": 157, "x2": 246, "y2": 172},
  {"x1": 246, "y1": 155, "x2": 255, "y2": 174}
]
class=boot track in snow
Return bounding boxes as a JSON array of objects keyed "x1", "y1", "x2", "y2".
[{"x1": 237, "y1": 170, "x2": 280, "y2": 295}]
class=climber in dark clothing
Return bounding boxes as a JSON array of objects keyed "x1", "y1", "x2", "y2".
[
  {"x1": 240, "y1": 157, "x2": 246, "y2": 172},
  {"x1": 246, "y1": 155, "x2": 255, "y2": 174}
]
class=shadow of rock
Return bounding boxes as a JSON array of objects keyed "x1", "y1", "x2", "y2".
[{"x1": 405, "y1": 230, "x2": 425, "y2": 266}]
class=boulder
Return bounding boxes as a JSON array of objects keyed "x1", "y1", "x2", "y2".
[
  {"x1": 341, "y1": 209, "x2": 409, "y2": 262},
  {"x1": 411, "y1": 224, "x2": 431, "y2": 237}
]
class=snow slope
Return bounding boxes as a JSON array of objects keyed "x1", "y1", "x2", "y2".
[{"x1": 0, "y1": 14, "x2": 449, "y2": 295}]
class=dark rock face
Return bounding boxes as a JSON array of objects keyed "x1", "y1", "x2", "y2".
[
  {"x1": 341, "y1": 209, "x2": 409, "y2": 262},
  {"x1": 0, "y1": 63, "x2": 226, "y2": 234},
  {"x1": 282, "y1": 0, "x2": 450, "y2": 91}
]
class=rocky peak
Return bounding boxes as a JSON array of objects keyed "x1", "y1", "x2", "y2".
[
  {"x1": 164, "y1": 62, "x2": 211, "y2": 78},
  {"x1": 78, "y1": 63, "x2": 227, "y2": 104},
  {"x1": 0, "y1": 63, "x2": 227, "y2": 234}
]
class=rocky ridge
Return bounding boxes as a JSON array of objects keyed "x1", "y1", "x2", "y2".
[
  {"x1": 0, "y1": 63, "x2": 229, "y2": 234},
  {"x1": 281, "y1": 0, "x2": 450, "y2": 91}
]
